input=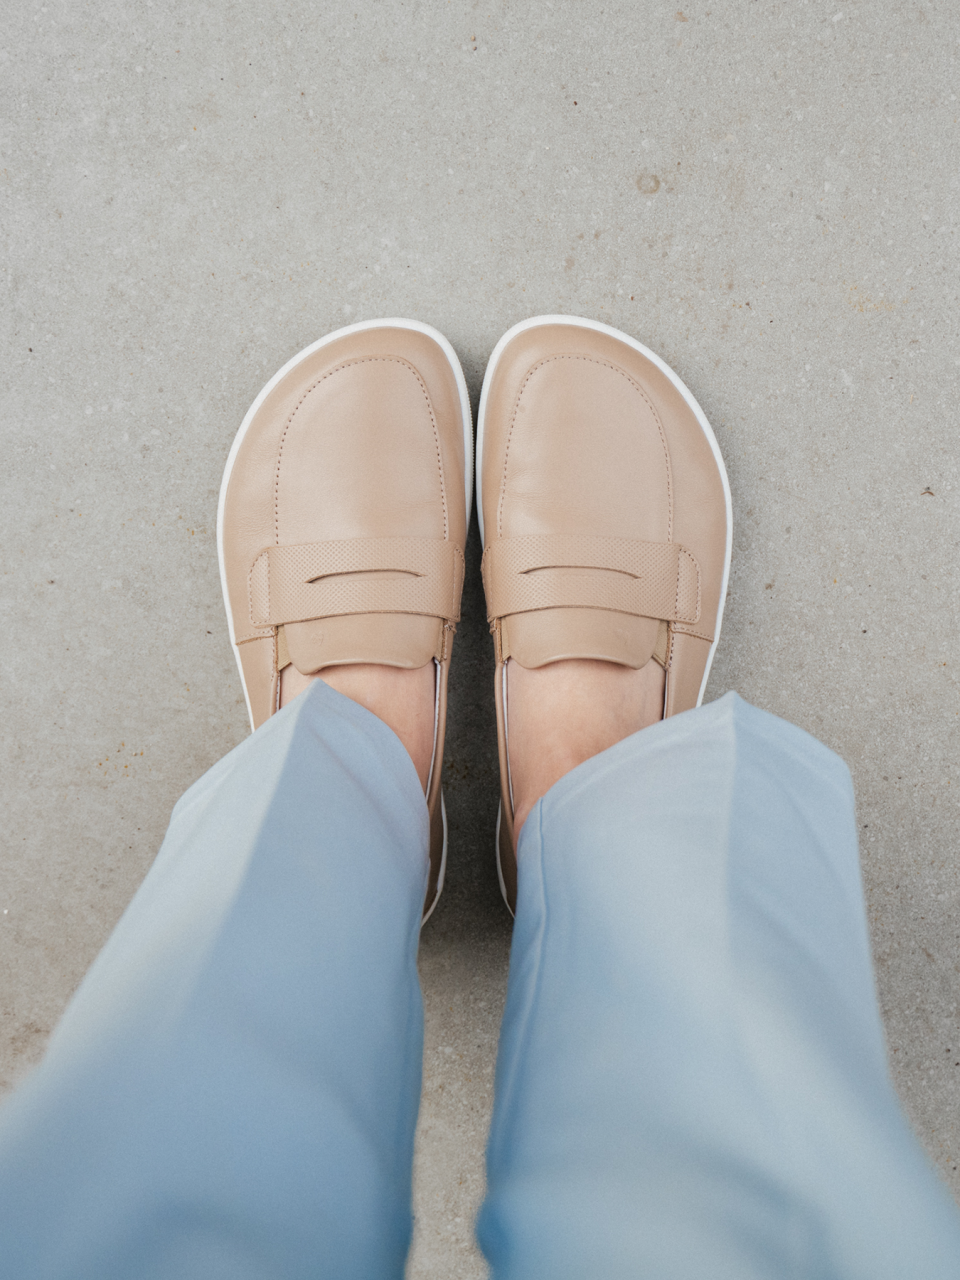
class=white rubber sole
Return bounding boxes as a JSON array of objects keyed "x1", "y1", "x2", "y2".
[
  {"x1": 494, "y1": 803, "x2": 511, "y2": 916},
  {"x1": 475, "y1": 313, "x2": 733, "y2": 709},
  {"x1": 421, "y1": 794, "x2": 448, "y2": 927},
  {"x1": 217, "y1": 317, "x2": 474, "y2": 732}
]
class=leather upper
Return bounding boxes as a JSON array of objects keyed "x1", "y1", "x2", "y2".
[
  {"x1": 479, "y1": 321, "x2": 730, "y2": 911},
  {"x1": 480, "y1": 323, "x2": 728, "y2": 714},
  {"x1": 219, "y1": 324, "x2": 469, "y2": 920},
  {"x1": 221, "y1": 326, "x2": 468, "y2": 729}
]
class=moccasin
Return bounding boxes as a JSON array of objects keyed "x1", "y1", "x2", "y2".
[
  {"x1": 219, "y1": 320, "x2": 472, "y2": 920},
  {"x1": 477, "y1": 316, "x2": 731, "y2": 913}
]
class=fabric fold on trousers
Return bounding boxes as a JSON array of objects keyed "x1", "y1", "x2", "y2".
[
  {"x1": 479, "y1": 691, "x2": 960, "y2": 1280},
  {"x1": 0, "y1": 679, "x2": 429, "y2": 1280}
]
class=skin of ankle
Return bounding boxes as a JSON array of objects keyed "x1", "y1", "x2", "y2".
[
  {"x1": 508, "y1": 657, "x2": 666, "y2": 846},
  {"x1": 280, "y1": 662, "x2": 436, "y2": 791}
]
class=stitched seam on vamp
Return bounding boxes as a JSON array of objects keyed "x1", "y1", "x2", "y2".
[
  {"x1": 274, "y1": 356, "x2": 449, "y2": 546},
  {"x1": 498, "y1": 355, "x2": 673, "y2": 541},
  {"x1": 680, "y1": 547, "x2": 700, "y2": 623},
  {"x1": 246, "y1": 553, "x2": 273, "y2": 634},
  {"x1": 675, "y1": 547, "x2": 682, "y2": 624},
  {"x1": 674, "y1": 627, "x2": 714, "y2": 642}
]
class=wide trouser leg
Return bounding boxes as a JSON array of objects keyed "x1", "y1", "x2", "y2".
[
  {"x1": 0, "y1": 679, "x2": 428, "y2": 1280},
  {"x1": 478, "y1": 691, "x2": 960, "y2": 1279}
]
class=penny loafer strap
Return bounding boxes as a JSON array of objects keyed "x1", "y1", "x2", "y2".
[
  {"x1": 481, "y1": 534, "x2": 701, "y2": 626},
  {"x1": 249, "y1": 537, "x2": 465, "y2": 627}
]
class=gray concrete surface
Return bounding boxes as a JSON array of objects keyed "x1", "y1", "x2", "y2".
[{"x1": 2, "y1": 1, "x2": 958, "y2": 1274}]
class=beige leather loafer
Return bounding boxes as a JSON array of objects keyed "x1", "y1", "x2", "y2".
[
  {"x1": 477, "y1": 316, "x2": 731, "y2": 913},
  {"x1": 218, "y1": 319, "x2": 472, "y2": 921}
]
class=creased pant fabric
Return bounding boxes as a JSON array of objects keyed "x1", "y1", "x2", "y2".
[
  {"x1": 479, "y1": 691, "x2": 960, "y2": 1278},
  {"x1": 0, "y1": 681, "x2": 428, "y2": 1280},
  {"x1": 0, "y1": 682, "x2": 958, "y2": 1279}
]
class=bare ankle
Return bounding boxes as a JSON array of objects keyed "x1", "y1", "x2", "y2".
[
  {"x1": 508, "y1": 657, "x2": 665, "y2": 848},
  {"x1": 280, "y1": 662, "x2": 436, "y2": 791}
]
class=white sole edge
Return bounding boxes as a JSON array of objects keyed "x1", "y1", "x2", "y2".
[
  {"x1": 494, "y1": 802, "x2": 514, "y2": 920},
  {"x1": 475, "y1": 313, "x2": 733, "y2": 709},
  {"x1": 421, "y1": 793, "x2": 448, "y2": 928},
  {"x1": 217, "y1": 317, "x2": 475, "y2": 733}
]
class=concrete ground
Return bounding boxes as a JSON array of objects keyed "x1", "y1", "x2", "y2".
[{"x1": 2, "y1": 1, "x2": 958, "y2": 1274}]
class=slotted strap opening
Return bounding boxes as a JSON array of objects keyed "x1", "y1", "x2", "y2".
[
  {"x1": 249, "y1": 537, "x2": 465, "y2": 627},
  {"x1": 481, "y1": 534, "x2": 701, "y2": 625}
]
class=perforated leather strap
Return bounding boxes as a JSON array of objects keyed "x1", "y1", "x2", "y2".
[
  {"x1": 249, "y1": 537, "x2": 465, "y2": 627},
  {"x1": 481, "y1": 534, "x2": 701, "y2": 624}
]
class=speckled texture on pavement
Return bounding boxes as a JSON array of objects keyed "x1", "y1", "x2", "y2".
[{"x1": 1, "y1": 3, "x2": 958, "y2": 1275}]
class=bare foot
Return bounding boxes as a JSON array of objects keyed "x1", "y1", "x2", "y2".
[
  {"x1": 280, "y1": 662, "x2": 436, "y2": 792},
  {"x1": 507, "y1": 657, "x2": 665, "y2": 847}
]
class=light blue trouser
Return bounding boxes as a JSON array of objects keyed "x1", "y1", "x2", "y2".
[{"x1": 1, "y1": 682, "x2": 959, "y2": 1279}]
